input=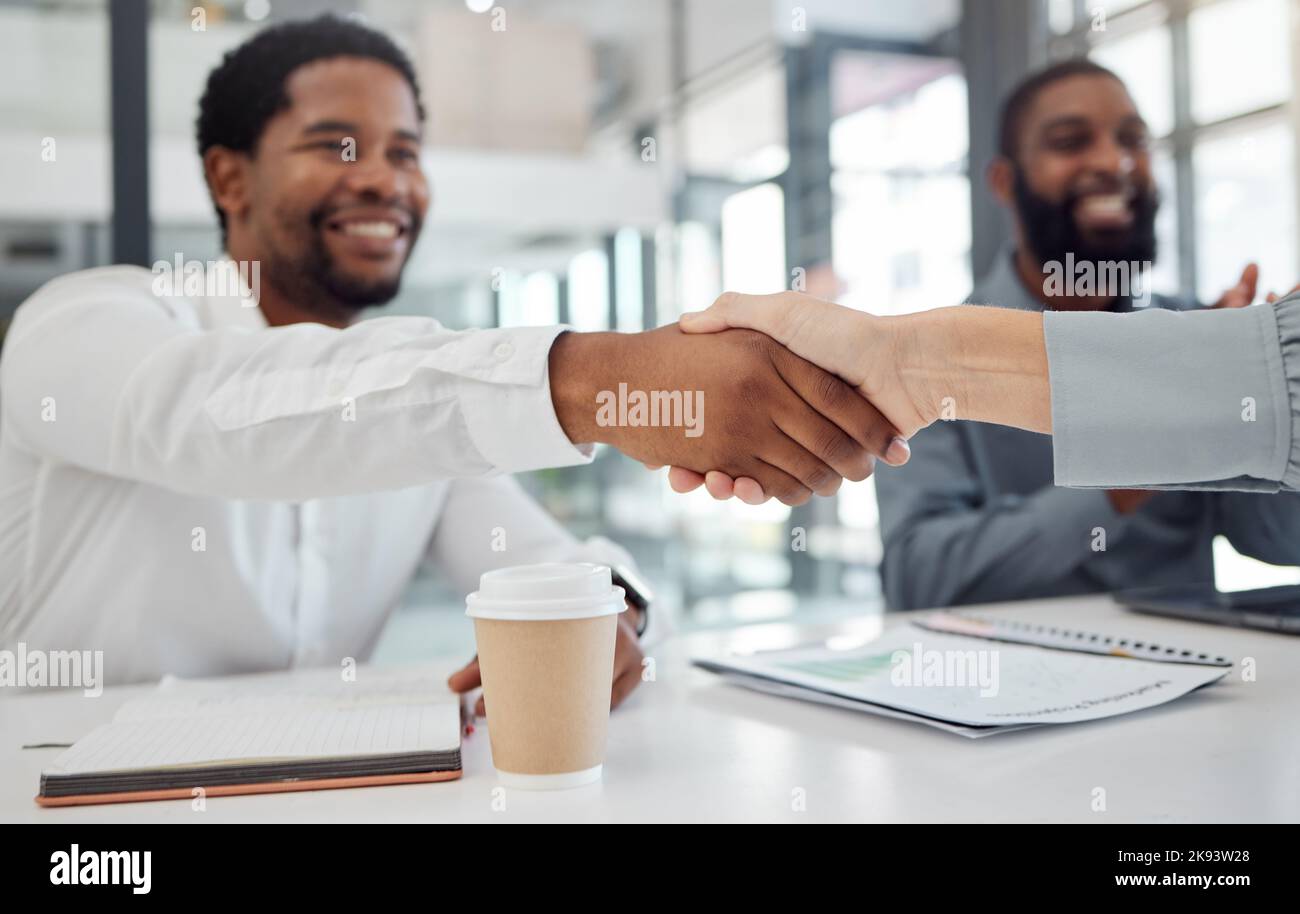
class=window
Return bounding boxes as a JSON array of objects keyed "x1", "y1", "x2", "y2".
[
  {"x1": 1090, "y1": 22, "x2": 1174, "y2": 138},
  {"x1": 497, "y1": 270, "x2": 559, "y2": 327},
  {"x1": 613, "y1": 228, "x2": 645, "y2": 332},
  {"x1": 720, "y1": 183, "x2": 787, "y2": 294},
  {"x1": 567, "y1": 248, "x2": 610, "y2": 331},
  {"x1": 1194, "y1": 122, "x2": 1296, "y2": 304},
  {"x1": 830, "y1": 63, "x2": 971, "y2": 317},
  {"x1": 1188, "y1": 0, "x2": 1290, "y2": 126},
  {"x1": 1076, "y1": 0, "x2": 1297, "y2": 302}
]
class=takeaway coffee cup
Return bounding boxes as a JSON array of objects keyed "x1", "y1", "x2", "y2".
[{"x1": 466, "y1": 563, "x2": 626, "y2": 789}]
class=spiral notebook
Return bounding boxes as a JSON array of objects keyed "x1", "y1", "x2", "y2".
[
  {"x1": 914, "y1": 612, "x2": 1234, "y2": 667},
  {"x1": 36, "y1": 665, "x2": 463, "y2": 807}
]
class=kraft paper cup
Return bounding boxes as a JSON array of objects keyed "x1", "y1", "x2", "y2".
[{"x1": 466, "y1": 563, "x2": 625, "y2": 789}]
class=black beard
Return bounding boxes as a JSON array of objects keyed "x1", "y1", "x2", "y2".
[
  {"x1": 260, "y1": 207, "x2": 419, "y2": 315},
  {"x1": 1012, "y1": 167, "x2": 1158, "y2": 269}
]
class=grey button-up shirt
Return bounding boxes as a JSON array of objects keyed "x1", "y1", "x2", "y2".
[{"x1": 874, "y1": 249, "x2": 1300, "y2": 611}]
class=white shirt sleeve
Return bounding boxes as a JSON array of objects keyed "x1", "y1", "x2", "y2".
[{"x1": 0, "y1": 269, "x2": 592, "y2": 501}]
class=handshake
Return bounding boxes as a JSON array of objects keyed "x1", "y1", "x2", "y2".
[{"x1": 548, "y1": 291, "x2": 1053, "y2": 504}]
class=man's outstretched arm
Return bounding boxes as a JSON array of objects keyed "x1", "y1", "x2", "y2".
[
  {"x1": 0, "y1": 271, "x2": 904, "y2": 503},
  {"x1": 676, "y1": 290, "x2": 1300, "y2": 495}
]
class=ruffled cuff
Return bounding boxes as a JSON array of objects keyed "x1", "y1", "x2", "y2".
[{"x1": 1272, "y1": 294, "x2": 1300, "y2": 491}]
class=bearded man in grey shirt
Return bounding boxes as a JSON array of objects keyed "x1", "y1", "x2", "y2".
[{"x1": 872, "y1": 59, "x2": 1300, "y2": 611}]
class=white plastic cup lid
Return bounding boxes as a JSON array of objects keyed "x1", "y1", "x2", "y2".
[{"x1": 466, "y1": 563, "x2": 626, "y2": 621}]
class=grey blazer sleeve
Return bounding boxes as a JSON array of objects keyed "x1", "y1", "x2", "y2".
[{"x1": 1044, "y1": 295, "x2": 1300, "y2": 492}]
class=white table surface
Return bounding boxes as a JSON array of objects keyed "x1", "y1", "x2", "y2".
[{"x1": 4, "y1": 595, "x2": 1296, "y2": 823}]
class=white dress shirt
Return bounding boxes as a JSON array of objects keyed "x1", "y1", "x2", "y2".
[{"x1": 0, "y1": 265, "x2": 638, "y2": 686}]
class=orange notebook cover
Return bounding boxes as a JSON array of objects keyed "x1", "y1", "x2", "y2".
[{"x1": 36, "y1": 769, "x2": 462, "y2": 807}]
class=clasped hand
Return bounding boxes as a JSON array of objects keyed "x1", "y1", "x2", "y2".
[{"x1": 548, "y1": 314, "x2": 917, "y2": 506}]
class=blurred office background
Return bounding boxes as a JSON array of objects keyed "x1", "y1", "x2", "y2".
[{"x1": 2, "y1": 0, "x2": 1298, "y2": 632}]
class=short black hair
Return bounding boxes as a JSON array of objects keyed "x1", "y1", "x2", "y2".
[
  {"x1": 196, "y1": 14, "x2": 426, "y2": 239},
  {"x1": 998, "y1": 58, "x2": 1125, "y2": 162}
]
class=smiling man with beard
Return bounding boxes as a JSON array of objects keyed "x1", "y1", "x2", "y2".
[
  {"x1": 0, "y1": 16, "x2": 902, "y2": 700},
  {"x1": 871, "y1": 58, "x2": 1300, "y2": 611}
]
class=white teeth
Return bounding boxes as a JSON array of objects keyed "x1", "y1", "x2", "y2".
[
  {"x1": 340, "y1": 221, "x2": 399, "y2": 239},
  {"x1": 1080, "y1": 194, "x2": 1128, "y2": 214}
]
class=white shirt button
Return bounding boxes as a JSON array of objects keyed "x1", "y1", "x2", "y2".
[{"x1": 493, "y1": 342, "x2": 514, "y2": 361}]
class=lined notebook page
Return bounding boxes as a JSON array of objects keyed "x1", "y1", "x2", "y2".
[
  {"x1": 113, "y1": 666, "x2": 455, "y2": 723},
  {"x1": 47, "y1": 703, "x2": 460, "y2": 775},
  {"x1": 46, "y1": 665, "x2": 462, "y2": 776}
]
